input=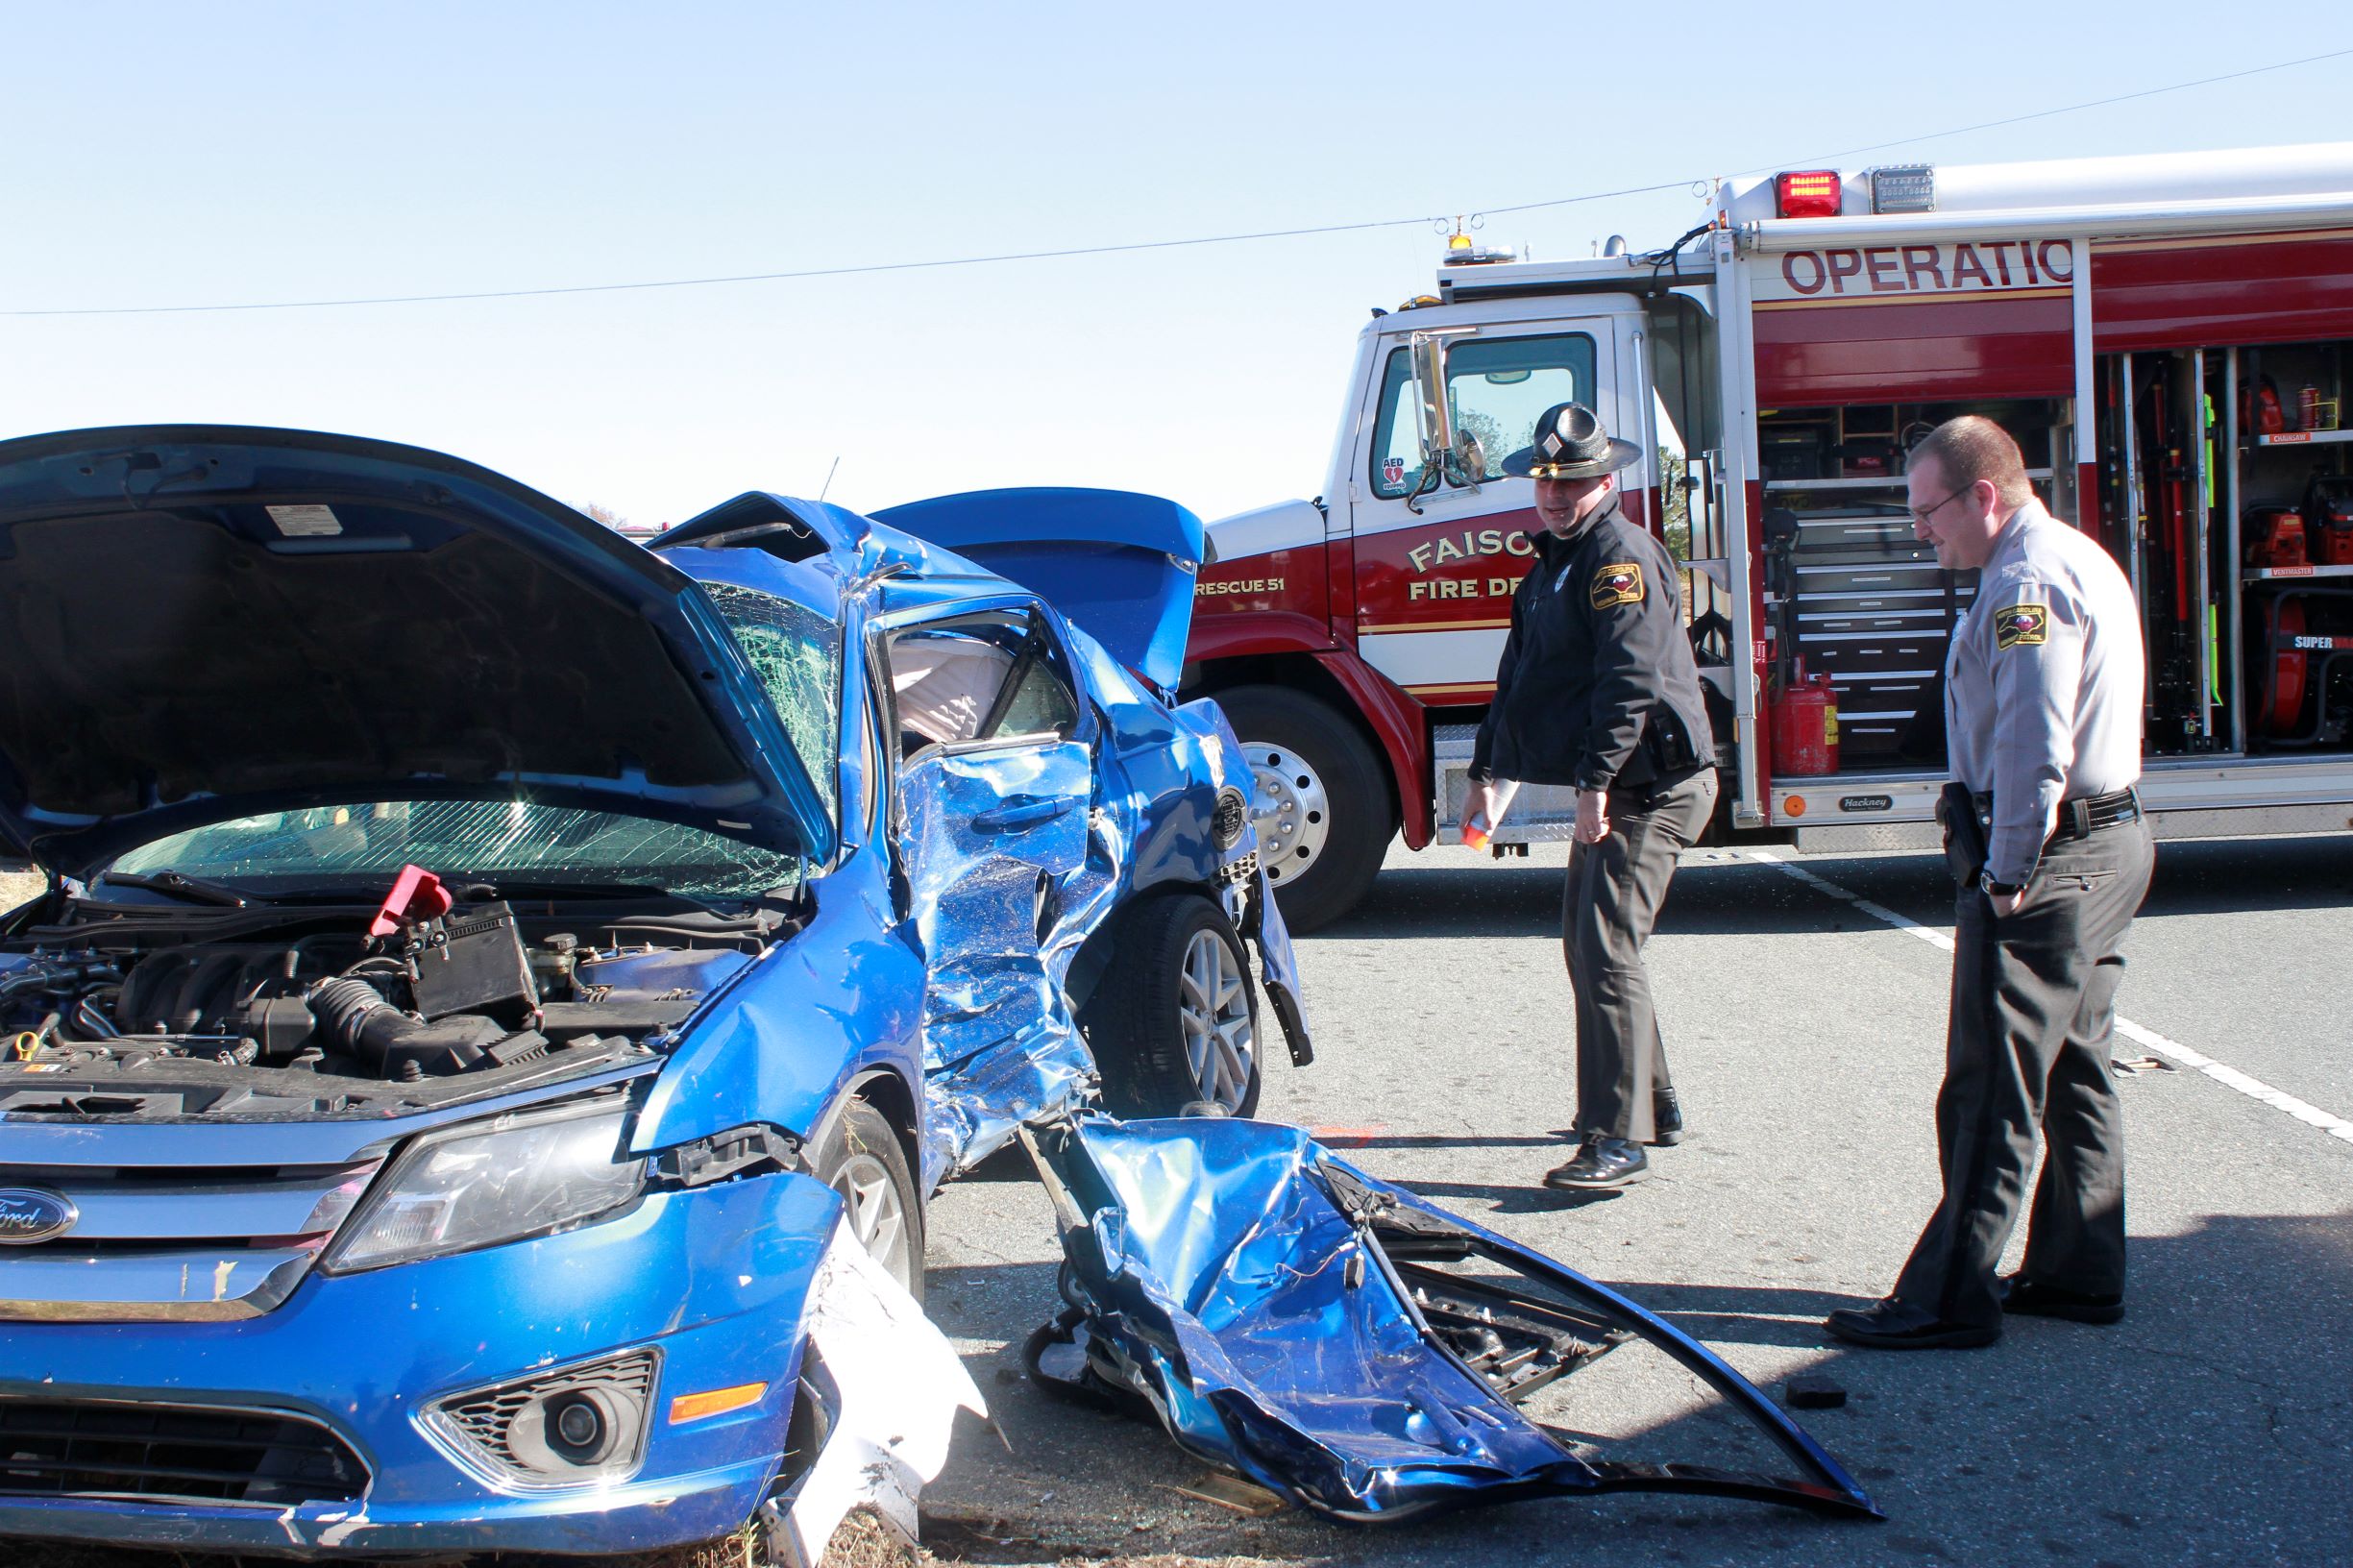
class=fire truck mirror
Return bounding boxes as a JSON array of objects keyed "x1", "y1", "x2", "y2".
[
  {"x1": 1449, "y1": 429, "x2": 1488, "y2": 487},
  {"x1": 1409, "y1": 331, "x2": 1455, "y2": 461}
]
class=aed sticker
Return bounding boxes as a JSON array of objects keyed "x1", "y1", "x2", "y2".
[
  {"x1": 1995, "y1": 602, "x2": 2049, "y2": 649},
  {"x1": 1591, "y1": 561, "x2": 1644, "y2": 608},
  {"x1": 265, "y1": 503, "x2": 344, "y2": 538}
]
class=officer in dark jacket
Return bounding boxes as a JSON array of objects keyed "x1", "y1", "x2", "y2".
[{"x1": 1464, "y1": 403, "x2": 1719, "y2": 1189}]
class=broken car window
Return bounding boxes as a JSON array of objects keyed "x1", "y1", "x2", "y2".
[
  {"x1": 887, "y1": 611, "x2": 1079, "y2": 757},
  {"x1": 702, "y1": 581, "x2": 841, "y2": 821}
]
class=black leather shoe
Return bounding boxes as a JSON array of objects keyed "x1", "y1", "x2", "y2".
[
  {"x1": 1999, "y1": 1275, "x2": 2125, "y2": 1324},
  {"x1": 1824, "y1": 1298, "x2": 2000, "y2": 1350},
  {"x1": 1649, "y1": 1088, "x2": 1684, "y2": 1146},
  {"x1": 1543, "y1": 1137, "x2": 1649, "y2": 1189}
]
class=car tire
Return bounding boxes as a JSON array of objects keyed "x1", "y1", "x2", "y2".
[
  {"x1": 808, "y1": 1097, "x2": 923, "y2": 1306},
  {"x1": 1084, "y1": 894, "x2": 1262, "y2": 1119},
  {"x1": 1213, "y1": 684, "x2": 1390, "y2": 932}
]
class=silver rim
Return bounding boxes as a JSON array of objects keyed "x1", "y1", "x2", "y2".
[
  {"x1": 1240, "y1": 741, "x2": 1329, "y2": 887},
  {"x1": 829, "y1": 1152, "x2": 914, "y2": 1288},
  {"x1": 1179, "y1": 927, "x2": 1256, "y2": 1111}
]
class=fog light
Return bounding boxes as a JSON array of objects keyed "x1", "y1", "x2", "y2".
[
  {"x1": 424, "y1": 1349, "x2": 658, "y2": 1489},
  {"x1": 547, "y1": 1390, "x2": 617, "y2": 1463},
  {"x1": 1213, "y1": 787, "x2": 1249, "y2": 849}
]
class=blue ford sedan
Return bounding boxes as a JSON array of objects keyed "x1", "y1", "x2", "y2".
[{"x1": 0, "y1": 427, "x2": 1309, "y2": 1559}]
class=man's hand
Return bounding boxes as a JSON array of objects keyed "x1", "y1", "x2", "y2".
[
  {"x1": 1460, "y1": 779, "x2": 1506, "y2": 841},
  {"x1": 1989, "y1": 888, "x2": 2025, "y2": 918},
  {"x1": 1574, "y1": 789, "x2": 1611, "y2": 845}
]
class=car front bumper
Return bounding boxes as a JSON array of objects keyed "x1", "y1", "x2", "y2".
[{"x1": 0, "y1": 1167, "x2": 843, "y2": 1557}]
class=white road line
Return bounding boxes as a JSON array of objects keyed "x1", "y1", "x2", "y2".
[{"x1": 1744, "y1": 849, "x2": 2353, "y2": 1148}]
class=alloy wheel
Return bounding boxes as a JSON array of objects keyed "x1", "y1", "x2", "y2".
[
  {"x1": 1177, "y1": 927, "x2": 1256, "y2": 1113},
  {"x1": 828, "y1": 1152, "x2": 914, "y2": 1288}
]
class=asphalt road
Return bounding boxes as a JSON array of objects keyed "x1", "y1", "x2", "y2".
[
  {"x1": 2, "y1": 845, "x2": 2347, "y2": 1568},
  {"x1": 919, "y1": 834, "x2": 2353, "y2": 1568}
]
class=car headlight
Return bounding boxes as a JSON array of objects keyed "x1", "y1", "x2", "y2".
[{"x1": 323, "y1": 1098, "x2": 646, "y2": 1274}]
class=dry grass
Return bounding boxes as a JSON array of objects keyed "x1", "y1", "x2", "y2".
[{"x1": 0, "y1": 868, "x2": 43, "y2": 910}]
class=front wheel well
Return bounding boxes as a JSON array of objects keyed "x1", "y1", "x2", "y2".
[{"x1": 845, "y1": 1068, "x2": 921, "y2": 1187}]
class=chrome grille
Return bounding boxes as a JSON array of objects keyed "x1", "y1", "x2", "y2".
[
  {"x1": 0, "y1": 1160, "x2": 378, "y2": 1322},
  {"x1": 0, "y1": 1398, "x2": 367, "y2": 1506}
]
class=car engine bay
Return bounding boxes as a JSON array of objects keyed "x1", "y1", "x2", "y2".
[{"x1": 0, "y1": 865, "x2": 796, "y2": 1118}]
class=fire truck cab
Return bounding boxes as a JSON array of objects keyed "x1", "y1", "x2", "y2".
[{"x1": 1185, "y1": 141, "x2": 2353, "y2": 929}]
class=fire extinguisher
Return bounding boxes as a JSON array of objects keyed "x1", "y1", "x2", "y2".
[
  {"x1": 2268, "y1": 598, "x2": 2309, "y2": 736},
  {"x1": 1772, "y1": 658, "x2": 1840, "y2": 775}
]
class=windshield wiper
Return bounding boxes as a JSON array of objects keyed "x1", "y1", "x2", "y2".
[
  {"x1": 453, "y1": 879, "x2": 738, "y2": 917},
  {"x1": 95, "y1": 870, "x2": 250, "y2": 908}
]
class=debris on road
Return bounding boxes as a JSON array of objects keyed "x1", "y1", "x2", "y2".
[
  {"x1": 1021, "y1": 1114, "x2": 1883, "y2": 1523},
  {"x1": 1786, "y1": 1373, "x2": 1850, "y2": 1409}
]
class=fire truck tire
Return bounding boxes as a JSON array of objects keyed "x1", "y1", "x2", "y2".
[{"x1": 1215, "y1": 685, "x2": 1391, "y2": 932}]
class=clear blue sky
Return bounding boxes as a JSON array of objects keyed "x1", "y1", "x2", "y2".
[{"x1": 5, "y1": 2, "x2": 2349, "y2": 527}]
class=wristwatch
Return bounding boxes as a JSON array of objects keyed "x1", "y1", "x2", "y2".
[{"x1": 1979, "y1": 871, "x2": 2025, "y2": 897}]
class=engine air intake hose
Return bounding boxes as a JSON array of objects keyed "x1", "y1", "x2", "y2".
[{"x1": 306, "y1": 977, "x2": 502, "y2": 1076}]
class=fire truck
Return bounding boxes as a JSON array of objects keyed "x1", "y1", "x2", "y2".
[{"x1": 1184, "y1": 141, "x2": 2353, "y2": 929}]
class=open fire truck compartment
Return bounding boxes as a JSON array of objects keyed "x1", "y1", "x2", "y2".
[{"x1": 1185, "y1": 142, "x2": 2353, "y2": 924}]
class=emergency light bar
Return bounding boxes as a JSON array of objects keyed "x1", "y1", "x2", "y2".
[
  {"x1": 1775, "y1": 170, "x2": 1843, "y2": 219},
  {"x1": 1870, "y1": 165, "x2": 1936, "y2": 214}
]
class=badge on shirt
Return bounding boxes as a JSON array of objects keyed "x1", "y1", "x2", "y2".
[
  {"x1": 1591, "y1": 562, "x2": 1644, "y2": 609},
  {"x1": 1995, "y1": 602, "x2": 2049, "y2": 649}
]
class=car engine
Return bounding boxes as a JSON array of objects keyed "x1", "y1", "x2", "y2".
[{"x1": 0, "y1": 866, "x2": 778, "y2": 1108}]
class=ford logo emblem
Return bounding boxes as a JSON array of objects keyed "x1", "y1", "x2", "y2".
[{"x1": 0, "y1": 1188, "x2": 77, "y2": 1245}]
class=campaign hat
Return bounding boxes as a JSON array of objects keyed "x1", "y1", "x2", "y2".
[{"x1": 1500, "y1": 402, "x2": 1642, "y2": 479}]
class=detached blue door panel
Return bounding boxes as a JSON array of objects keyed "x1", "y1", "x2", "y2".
[{"x1": 899, "y1": 738, "x2": 1096, "y2": 1169}]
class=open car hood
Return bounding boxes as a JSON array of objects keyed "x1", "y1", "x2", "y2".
[
  {"x1": 871, "y1": 488, "x2": 1202, "y2": 692},
  {"x1": 0, "y1": 426, "x2": 834, "y2": 875}
]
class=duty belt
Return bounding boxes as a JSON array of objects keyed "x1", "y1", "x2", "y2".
[{"x1": 1971, "y1": 786, "x2": 2142, "y2": 844}]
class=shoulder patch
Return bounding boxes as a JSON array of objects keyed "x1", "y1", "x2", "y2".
[
  {"x1": 1995, "y1": 602, "x2": 2049, "y2": 649},
  {"x1": 1591, "y1": 561, "x2": 1645, "y2": 609}
]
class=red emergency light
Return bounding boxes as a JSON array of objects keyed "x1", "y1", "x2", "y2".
[{"x1": 1775, "y1": 170, "x2": 1843, "y2": 219}]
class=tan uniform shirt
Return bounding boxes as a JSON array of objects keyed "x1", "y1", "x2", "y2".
[{"x1": 1946, "y1": 502, "x2": 2145, "y2": 884}]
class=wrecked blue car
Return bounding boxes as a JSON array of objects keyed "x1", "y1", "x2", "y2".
[{"x1": 0, "y1": 426, "x2": 1310, "y2": 1558}]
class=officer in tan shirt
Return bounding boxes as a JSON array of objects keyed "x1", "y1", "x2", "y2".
[{"x1": 1828, "y1": 415, "x2": 2154, "y2": 1350}]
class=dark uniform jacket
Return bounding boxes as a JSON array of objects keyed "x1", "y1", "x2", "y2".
[{"x1": 1470, "y1": 494, "x2": 1715, "y2": 794}]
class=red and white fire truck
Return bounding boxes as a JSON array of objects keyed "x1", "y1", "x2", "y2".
[{"x1": 1184, "y1": 141, "x2": 2353, "y2": 929}]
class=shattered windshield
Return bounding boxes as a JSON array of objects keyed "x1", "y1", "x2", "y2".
[
  {"x1": 109, "y1": 800, "x2": 803, "y2": 900},
  {"x1": 702, "y1": 580, "x2": 840, "y2": 821}
]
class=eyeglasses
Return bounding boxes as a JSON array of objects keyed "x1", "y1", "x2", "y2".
[{"x1": 1907, "y1": 483, "x2": 1977, "y2": 528}]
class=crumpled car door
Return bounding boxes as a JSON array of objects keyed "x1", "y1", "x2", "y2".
[
  {"x1": 897, "y1": 737, "x2": 1098, "y2": 1171},
  {"x1": 1021, "y1": 1115, "x2": 1880, "y2": 1524}
]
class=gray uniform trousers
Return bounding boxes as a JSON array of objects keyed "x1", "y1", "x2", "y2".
[
  {"x1": 1564, "y1": 768, "x2": 1718, "y2": 1142},
  {"x1": 1893, "y1": 816, "x2": 2154, "y2": 1328}
]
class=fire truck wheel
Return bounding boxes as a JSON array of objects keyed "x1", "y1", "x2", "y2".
[
  {"x1": 1084, "y1": 893, "x2": 1262, "y2": 1119},
  {"x1": 1214, "y1": 685, "x2": 1390, "y2": 932}
]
